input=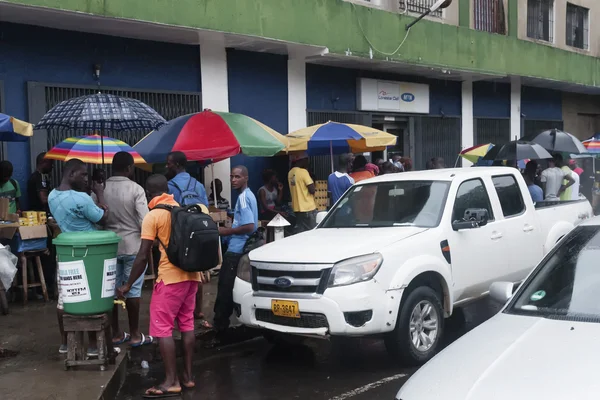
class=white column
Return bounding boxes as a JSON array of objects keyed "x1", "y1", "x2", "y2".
[
  {"x1": 200, "y1": 38, "x2": 231, "y2": 204},
  {"x1": 461, "y1": 80, "x2": 474, "y2": 167},
  {"x1": 510, "y1": 77, "x2": 522, "y2": 140},
  {"x1": 288, "y1": 56, "x2": 307, "y2": 133}
]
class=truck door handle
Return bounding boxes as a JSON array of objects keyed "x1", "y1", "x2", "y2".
[
  {"x1": 523, "y1": 225, "x2": 534, "y2": 233},
  {"x1": 491, "y1": 232, "x2": 503, "y2": 240}
]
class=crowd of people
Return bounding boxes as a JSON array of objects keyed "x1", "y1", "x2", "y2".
[{"x1": 523, "y1": 154, "x2": 587, "y2": 203}]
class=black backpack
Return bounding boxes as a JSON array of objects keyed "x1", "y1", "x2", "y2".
[{"x1": 153, "y1": 204, "x2": 220, "y2": 272}]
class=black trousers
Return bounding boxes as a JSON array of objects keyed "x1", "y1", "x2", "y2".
[{"x1": 213, "y1": 252, "x2": 243, "y2": 332}]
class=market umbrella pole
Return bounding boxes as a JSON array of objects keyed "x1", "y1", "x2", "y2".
[
  {"x1": 330, "y1": 141, "x2": 334, "y2": 174},
  {"x1": 211, "y1": 163, "x2": 223, "y2": 273}
]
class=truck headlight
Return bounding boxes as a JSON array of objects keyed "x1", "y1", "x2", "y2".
[
  {"x1": 236, "y1": 254, "x2": 251, "y2": 282},
  {"x1": 328, "y1": 253, "x2": 383, "y2": 287}
]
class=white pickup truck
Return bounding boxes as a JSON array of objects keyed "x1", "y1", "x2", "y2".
[{"x1": 233, "y1": 167, "x2": 592, "y2": 365}]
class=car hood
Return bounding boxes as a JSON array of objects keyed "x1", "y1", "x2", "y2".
[
  {"x1": 398, "y1": 312, "x2": 600, "y2": 400},
  {"x1": 249, "y1": 227, "x2": 428, "y2": 263}
]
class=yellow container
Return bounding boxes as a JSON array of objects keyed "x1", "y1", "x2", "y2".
[
  {"x1": 37, "y1": 212, "x2": 47, "y2": 220},
  {"x1": 23, "y1": 211, "x2": 37, "y2": 219},
  {"x1": 19, "y1": 218, "x2": 28, "y2": 226}
]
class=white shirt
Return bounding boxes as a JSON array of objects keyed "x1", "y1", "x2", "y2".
[
  {"x1": 540, "y1": 167, "x2": 568, "y2": 200},
  {"x1": 570, "y1": 170, "x2": 580, "y2": 200},
  {"x1": 103, "y1": 176, "x2": 149, "y2": 255}
]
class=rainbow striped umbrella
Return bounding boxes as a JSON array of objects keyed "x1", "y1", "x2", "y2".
[
  {"x1": 45, "y1": 134, "x2": 146, "y2": 164},
  {"x1": 583, "y1": 134, "x2": 600, "y2": 154},
  {"x1": 459, "y1": 143, "x2": 494, "y2": 164}
]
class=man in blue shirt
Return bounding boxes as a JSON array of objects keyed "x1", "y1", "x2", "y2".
[
  {"x1": 328, "y1": 153, "x2": 355, "y2": 204},
  {"x1": 166, "y1": 151, "x2": 208, "y2": 207},
  {"x1": 48, "y1": 158, "x2": 108, "y2": 356},
  {"x1": 524, "y1": 160, "x2": 543, "y2": 203},
  {"x1": 213, "y1": 165, "x2": 257, "y2": 337}
]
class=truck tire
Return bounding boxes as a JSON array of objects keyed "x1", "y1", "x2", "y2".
[
  {"x1": 384, "y1": 286, "x2": 444, "y2": 366},
  {"x1": 262, "y1": 331, "x2": 305, "y2": 347}
]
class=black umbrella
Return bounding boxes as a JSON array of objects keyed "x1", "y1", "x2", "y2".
[
  {"x1": 35, "y1": 93, "x2": 166, "y2": 165},
  {"x1": 525, "y1": 129, "x2": 588, "y2": 154},
  {"x1": 482, "y1": 140, "x2": 552, "y2": 161}
]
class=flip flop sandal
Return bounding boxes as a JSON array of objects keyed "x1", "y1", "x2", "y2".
[
  {"x1": 131, "y1": 333, "x2": 154, "y2": 348},
  {"x1": 112, "y1": 332, "x2": 131, "y2": 345},
  {"x1": 182, "y1": 381, "x2": 196, "y2": 390},
  {"x1": 197, "y1": 319, "x2": 213, "y2": 329},
  {"x1": 142, "y1": 385, "x2": 182, "y2": 398}
]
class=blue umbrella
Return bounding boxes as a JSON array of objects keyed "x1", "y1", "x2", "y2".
[{"x1": 0, "y1": 113, "x2": 33, "y2": 142}]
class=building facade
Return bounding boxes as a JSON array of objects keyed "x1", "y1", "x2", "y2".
[{"x1": 0, "y1": 0, "x2": 599, "y2": 205}]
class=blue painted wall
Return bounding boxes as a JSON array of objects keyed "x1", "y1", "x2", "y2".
[
  {"x1": 521, "y1": 86, "x2": 563, "y2": 120},
  {"x1": 227, "y1": 49, "x2": 289, "y2": 206},
  {"x1": 473, "y1": 81, "x2": 510, "y2": 118},
  {"x1": 306, "y1": 64, "x2": 462, "y2": 116},
  {"x1": 0, "y1": 22, "x2": 201, "y2": 206}
]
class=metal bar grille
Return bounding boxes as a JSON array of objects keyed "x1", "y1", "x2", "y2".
[
  {"x1": 524, "y1": 120, "x2": 563, "y2": 138},
  {"x1": 414, "y1": 116, "x2": 461, "y2": 170},
  {"x1": 44, "y1": 85, "x2": 202, "y2": 187},
  {"x1": 306, "y1": 110, "x2": 372, "y2": 180},
  {"x1": 527, "y1": 0, "x2": 554, "y2": 42},
  {"x1": 566, "y1": 3, "x2": 588, "y2": 50},
  {"x1": 474, "y1": 118, "x2": 510, "y2": 146},
  {"x1": 399, "y1": 0, "x2": 442, "y2": 17},
  {"x1": 474, "y1": 0, "x2": 506, "y2": 34}
]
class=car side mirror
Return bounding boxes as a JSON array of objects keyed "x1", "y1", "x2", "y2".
[
  {"x1": 316, "y1": 211, "x2": 328, "y2": 225},
  {"x1": 452, "y1": 208, "x2": 489, "y2": 231},
  {"x1": 489, "y1": 281, "x2": 515, "y2": 304}
]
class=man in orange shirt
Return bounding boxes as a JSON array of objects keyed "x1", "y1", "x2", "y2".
[
  {"x1": 118, "y1": 174, "x2": 201, "y2": 397},
  {"x1": 349, "y1": 155, "x2": 375, "y2": 183}
]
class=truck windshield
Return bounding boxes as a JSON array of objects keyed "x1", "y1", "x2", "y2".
[
  {"x1": 507, "y1": 226, "x2": 600, "y2": 322},
  {"x1": 321, "y1": 180, "x2": 450, "y2": 228}
]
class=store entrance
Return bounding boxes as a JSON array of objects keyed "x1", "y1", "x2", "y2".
[{"x1": 372, "y1": 121, "x2": 410, "y2": 163}]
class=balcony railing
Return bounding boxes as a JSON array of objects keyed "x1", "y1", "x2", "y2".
[
  {"x1": 474, "y1": 0, "x2": 506, "y2": 34},
  {"x1": 399, "y1": 0, "x2": 443, "y2": 17}
]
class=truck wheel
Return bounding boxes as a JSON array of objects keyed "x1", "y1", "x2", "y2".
[
  {"x1": 262, "y1": 331, "x2": 304, "y2": 347},
  {"x1": 385, "y1": 286, "x2": 444, "y2": 366}
]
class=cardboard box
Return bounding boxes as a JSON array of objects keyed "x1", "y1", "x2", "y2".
[
  {"x1": 19, "y1": 225, "x2": 48, "y2": 240},
  {"x1": 210, "y1": 210, "x2": 228, "y2": 223},
  {"x1": 0, "y1": 198, "x2": 9, "y2": 221},
  {"x1": 0, "y1": 213, "x2": 20, "y2": 240}
]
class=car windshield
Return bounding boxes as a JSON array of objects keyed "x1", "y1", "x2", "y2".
[
  {"x1": 508, "y1": 226, "x2": 600, "y2": 322},
  {"x1": 320, "y1": 180, "x2": 450, "y2": 228}
]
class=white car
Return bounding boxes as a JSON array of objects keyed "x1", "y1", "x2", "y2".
[
  {"x1": 396, "y1": 218, "x2": 600, "y2": 400},
  {"x1": 233, "y1": 167, "x2": 592, "y2": 365}
]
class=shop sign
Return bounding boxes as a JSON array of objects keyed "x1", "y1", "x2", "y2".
[{"x1": 357, "y1": 78, "x2": 429, "y2": 113}]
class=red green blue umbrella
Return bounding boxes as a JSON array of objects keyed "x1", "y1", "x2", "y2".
[
  {"x1": 45, "y1": 134, "x2": 146, "y2": 165},
  {"x1": 583, "y1": 134, "x2": 600, "y2": 154},
  {"x1": 133, "y1": 110, "x2": 291, "y2": 163}
]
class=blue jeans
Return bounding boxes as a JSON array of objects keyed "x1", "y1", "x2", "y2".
[{"x1": 115, "y1": 255, "x2": 146, "y2": 299}]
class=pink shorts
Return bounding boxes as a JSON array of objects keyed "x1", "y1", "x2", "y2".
[{"x1": 149, "y1": 280, "x2": 199, "y2": 338}]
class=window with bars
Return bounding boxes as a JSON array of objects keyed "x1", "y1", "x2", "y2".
[
  {"x1": 527, "y1": 0, "x2": 554, "y2": 42},
  {"x1": 474, "y1": 0, "x2": 506, "y2": 34},
  {"x1": 399, "y1": 0, "x2": 443, "y2": 17},
  {"x1": 566, "y1": 3, "x2": 588, "y2": 50}
]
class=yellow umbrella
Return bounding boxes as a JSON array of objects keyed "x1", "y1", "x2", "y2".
[{"x1": 287, "y1": 122, "x2": 397, "y2": 153}]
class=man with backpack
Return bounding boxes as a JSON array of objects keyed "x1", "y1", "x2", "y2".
[
  {"x1": 166, "y1": 151, "x2": 208, "y2": 207},
  {"x1": 213, "y1": 165, "x2": 258, "y2": 340},
  {"x1": 118, "y1": 174, "x2": 210, "y2": 397}
]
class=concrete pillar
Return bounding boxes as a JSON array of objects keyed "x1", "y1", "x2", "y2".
[
  {"x1": 461, "y1": 80, "x2": 474, "y2": 167},
  {"x1": 288, "y1": 56, "x2": 307, "y2": 133},
  {"x1": 200, "y1": 38, "x2": 231, "y2": 204},
  {"x1": 510, "y1": 77, "x2": 522, "y2": 140}
]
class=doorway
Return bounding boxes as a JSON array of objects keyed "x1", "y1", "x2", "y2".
[{"x1": 372, "y1": 121, "x2": 411, "y2": 163}]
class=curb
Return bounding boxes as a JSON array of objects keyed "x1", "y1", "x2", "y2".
[{"x1": 98, "y1": 352, "x2": 128, "y2": 400}]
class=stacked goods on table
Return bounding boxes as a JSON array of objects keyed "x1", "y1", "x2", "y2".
[
  {"x1": 0, "y1": 202, "x2": 48, "y2": 252},
  {"x1": 314, "y1": 180, "x2": 329, "y2": 211},
  {"x1": 209, "y1": 206, "x2": 231, "y2": 228},
  {"x1": 19, "y1": 211, "x2": 47, "y2": 227}
]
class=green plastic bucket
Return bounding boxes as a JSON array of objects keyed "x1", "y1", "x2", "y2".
[{"x1": 54, "y1": 231, "x2": 121, "y2": 315}]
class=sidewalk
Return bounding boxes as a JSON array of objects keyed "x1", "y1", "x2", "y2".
[{"x1": 0, "y1": 279, "x2": 221, "y2": 400}]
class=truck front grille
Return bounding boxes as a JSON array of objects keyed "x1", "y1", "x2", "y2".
[
  {"x1": 255, "y1": 309, "x2": 329, "y2": 329},
  {"x1": 251, "y1": 264, "x2": 331, "y2": 295}
]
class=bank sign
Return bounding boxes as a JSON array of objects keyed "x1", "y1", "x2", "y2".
[{"x1": 357, "y1": 78, "x2": 429, "y2": 114}]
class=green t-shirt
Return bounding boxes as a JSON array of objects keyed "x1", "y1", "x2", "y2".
[{"x1": 0, "y1": 179, "x2": 21, "y2": 213}]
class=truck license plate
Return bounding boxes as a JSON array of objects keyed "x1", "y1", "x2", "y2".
[{"x1": 271, "y1": 300, "x2": 300, "y2": 318}]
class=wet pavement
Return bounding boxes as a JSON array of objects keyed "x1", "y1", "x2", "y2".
[{"x1": 116, "y1": 297, "x2": 502, "y2": 400}]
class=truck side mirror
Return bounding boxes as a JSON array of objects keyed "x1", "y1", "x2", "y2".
[
  {"x1": 452, "y1": 208, "x2": 489, "y2": 231},
  {"x1": 316, "y1": 211, "x2": 328, "y2": 225}
]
